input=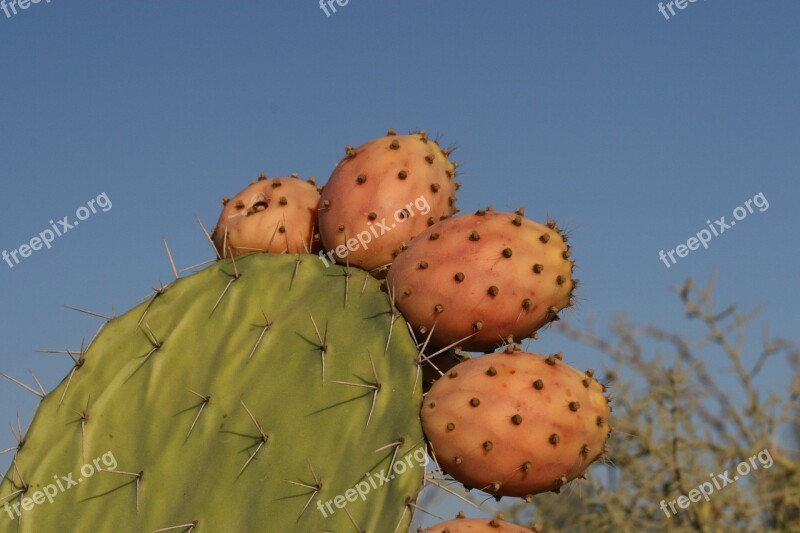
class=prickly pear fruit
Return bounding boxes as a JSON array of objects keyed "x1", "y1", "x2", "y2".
[
  {"x1": 318, "y1": 129, "x2": 459, "y2": 274},
  {"x1": 421, "y1": 351, "x2": 611, "y2": 498},
  {"x1": 212, "y1": 173, "x2": 320, "y2": 257},
  {"x1": 422, "y1": 515, "x2": 537, "y2": 532},
  {"x1": 386, "y1": 209, "x2": 575, "y2": 352},
  {"x1": 0, "y1": 254, "x2": 424, "y2": 532}
]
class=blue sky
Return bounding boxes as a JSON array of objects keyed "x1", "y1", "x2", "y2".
[{"x1": 1, "y1": 1, "x2": 798, "y2": 528}]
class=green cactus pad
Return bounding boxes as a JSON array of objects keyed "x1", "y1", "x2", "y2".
[{"x1": 0, "y1": 254, "x2": 425, "y2": 532}]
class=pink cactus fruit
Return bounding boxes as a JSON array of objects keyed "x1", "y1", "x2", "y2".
[
  {"x1": 318, "y1": 129, "x2": 459, "y2": 274},
  {"x1": 212, "y1": 173, "x2": 321, "y2": 258},
  {"x1": 421, "y1": 351, "x2": 612, "y2": 499},
  {"x1": 421, "y1": 514, "x2": 538, "y2": 532},
  {"x1": 386, "y1": 209, "x2": 575, "y2": 352}
]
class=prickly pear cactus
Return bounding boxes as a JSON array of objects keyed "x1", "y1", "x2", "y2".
[
  {"x1": 0, "y1": 254, "x2": 424, "y2": 532},
  {"x1": 421, "y1": 351, "x2": 611, "y2": 499},
  {"x1": 318, "y1": 129, "x2": 460, "y2": 272},
  {"x1": 212, "y1": 173, "x2": 321, "y2": 257},
  {"x1": 387, "y1": 209, "x2": 576, "y2": 352}
]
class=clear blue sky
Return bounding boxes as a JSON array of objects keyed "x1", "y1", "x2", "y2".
[{"x1": 1, "y1": 1, "x2": 798, "y2": 528}]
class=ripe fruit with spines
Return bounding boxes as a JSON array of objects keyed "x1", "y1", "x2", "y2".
[
  {"x1": 212, "y1": 173, "x2": 320, "y2": 257},
  {"x1": 318, "y1": 129, "x2": 459, "y2": 274},
  {"x1": 421, "y1": 351, "x2": 611, "y2": 498},
  {"x1": 387, "y1": 209, "x2": 575, "y2": 352}
]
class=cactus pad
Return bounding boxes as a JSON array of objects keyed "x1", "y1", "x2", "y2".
[{"x1": 0, "y1": 254, "x2": 424, "y2": 532}]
